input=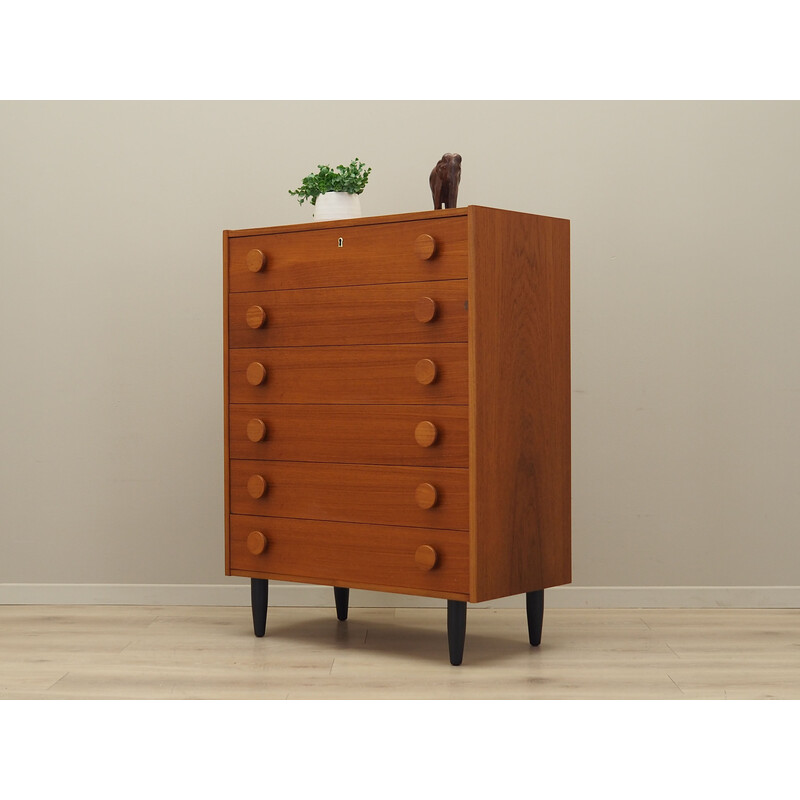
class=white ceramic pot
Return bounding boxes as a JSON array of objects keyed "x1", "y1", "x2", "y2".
[{"x1": 313, "y1": 192, "x2": 362, "y2": 222}]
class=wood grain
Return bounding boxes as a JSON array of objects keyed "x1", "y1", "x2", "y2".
[
  {"x1": 223, "y1": 231, "x2": 231, "y2": 574},
  {"x1": 468, "y1": 207, "x2": 571, "y2": 601},
  {"x1": 225, "y1": 206, "x2": 571, "y2": 608},
  {"x1": 245, "y1": 417, "x2": 268, "y2": 443},
  {"x1": 245, "y1": 304, "x2": 267, "y2": 329},
  {"x1": 414, "y1": 482, "x2": 438, "y2": 509},
  {"x1": 229, "y1": 515, "x2": 468, "y2": 598},
  {"x1": 245, "y1": 361, "x2": 267, "y2": 386},
  {"x1": 414, "y1": 420, "x2": 438, "y2": 448},
  {"x1": 245, "y1": 249, "x2": 266, "y2": 272},
  {"x1": 228, "y1": 404, "x2": 467, "y2": 467},
  {"x1": 414, "y1": 296, "x2": 438, "y2": 323},
  {"x1": 229, "y1": 460, "x2": 468, "y2": 531},
  {"x1": 246, "y1": 530, "x2": 268, "y2": 555},
  {"x1": 228, "y1": 215, "x2": 467, "y2": 293},
  {"x1": 229, "y1": 344, "x2": 467, "y2": 405},
  {"x1": 5, "y1": 608, "x2": 799, "y2": 699},
  {"x1": 414, "y1": 233, "x2": 437, "y2": 260},
  {"x1": 414, "y1": 544, "x2": 438, "y2": 570},
  {"x1": 228, "y1": 280, "x2": 467, "y2": 348},
  {"x1": 414, "y1": 358, "x2": 437, "y2": 385}
]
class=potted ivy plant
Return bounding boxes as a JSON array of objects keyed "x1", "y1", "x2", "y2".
[{"x1": 289, "y1": 158, "x2": 372, "y2": 221}]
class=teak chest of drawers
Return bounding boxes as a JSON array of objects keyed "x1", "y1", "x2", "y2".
[{"x1": 223, "y1": 205, "x2": 570, "y2": 664}]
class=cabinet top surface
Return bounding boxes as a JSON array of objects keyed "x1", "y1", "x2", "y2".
[{"x1": 224, "y1": 205, "x2": 568, "y2": 238}]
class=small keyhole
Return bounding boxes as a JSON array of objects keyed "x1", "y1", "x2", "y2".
[{"x1": 338, "y1": 237, "x2": 344, "y2": 248}]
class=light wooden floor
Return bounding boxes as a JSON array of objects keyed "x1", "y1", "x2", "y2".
[{"x1": 1, "y1": 605, "x2": 798, "y2": 699}]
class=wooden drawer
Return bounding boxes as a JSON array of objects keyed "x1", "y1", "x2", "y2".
[
  {"x1": 229, "y1": 343, "x2": 468, "y2": 405},
  {"x1": 229, "y1": 459, "x2": 469, "y2": 530},
  {"x1": 229, "y1": 515, "x2": 469, "y2": 598},
  {"x1": 228, "y1": 280, "x2": 468, "y2": 348},
  {"x1": 227, "y1": 215, "x2": 467, "y2": 292},
  {"x1": 224, "y1": 207, "x2": 573, "y2": 611},
  {"x1": 229, "y1": 404, "x2": 468, "y2": 467}
]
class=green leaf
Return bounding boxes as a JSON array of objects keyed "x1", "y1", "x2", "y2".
[{"x1": 289, "y1": 157, "x2": 373, "y2": 204}]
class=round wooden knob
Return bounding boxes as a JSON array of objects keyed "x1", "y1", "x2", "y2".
[
  {"x1": 414, "y1": 234, "x2": 437, "y2": 260},
  {"x1": 246, "y1": 362, "x2": 267, "y2": 386},
  {"x1": 246, "y1": 418, "x2": 267, "y2": 443},
  {"x1": 415, "y1": 358, "x2": 437, "y2": 385},
  {"x1": 247, "y1": 530, "x2": 268, "y2": 555},
  {"x1": 246, "y1": 249, "x2": 267, "y2": 273},
  {"x1": 246, "y1": 305, "x2": 267, "y2": 329},
  {"x1": 414, "y1": 421, "x2": 438, "y2": 447},
  {"x1": 414, "y1": 296, "x2": 437, "y2": 323},
  {"x1": 415, "y1": 482, "x2": 438, "y2": 509},
  {"x1": 247, "y1": 474, "x2": 268, "y2": 499},
  {"x1": 415, "y1": 545, "x2": 438, "y2": 571}
]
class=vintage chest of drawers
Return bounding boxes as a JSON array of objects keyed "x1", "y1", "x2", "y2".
[{"x1": 223, "y1": 205, "x2": 570, "y2": 664}]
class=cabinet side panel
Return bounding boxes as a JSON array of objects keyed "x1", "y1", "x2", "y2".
[
  {"x1": 469, "y1": 208, "x2": 571, "y2": 601},
  {"x1": 223, "y1": 231, "x2": 232, "y2": 575}
]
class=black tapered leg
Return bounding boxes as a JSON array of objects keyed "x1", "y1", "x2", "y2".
[
  {"x1": 526, "y1": 589, "x2": 544, "y2": 646},
  {"x1": 333, "y1": 586, "x2": 350, "y2": 621},
  {"x1": 447, "y1": 600, "x2": 467, "y2": 666},
  {"x1": 251, "y1": 578, "x2": 269, "y2": 637}
]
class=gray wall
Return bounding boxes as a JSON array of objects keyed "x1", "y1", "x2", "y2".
[{"x1": 1, "y1": 101, "x2": 798, "y2": 602}]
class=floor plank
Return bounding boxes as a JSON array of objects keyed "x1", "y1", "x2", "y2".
[{"x1": 1, "y1": 605, "x2": 798, "y2": 699}]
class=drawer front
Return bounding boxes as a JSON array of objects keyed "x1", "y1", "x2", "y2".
[
  {"x1": 229, "y1": 344, "x2": 468, "y2": 405},
  {"x1": 228, "y1": 280, "x2": 468, "y2": 348},
  {"x1": 229, "y1": 404, "x2": 468, "y2": 467},
  {"x1": 228, "y1": 216, "x2": 467, "y2": 292},
  {"x1": 230, "y1": 460, "x2": 469, "y2": 531},
  {"x1": 229, "y1": 515, "x2": 469, "y2": 597}
]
